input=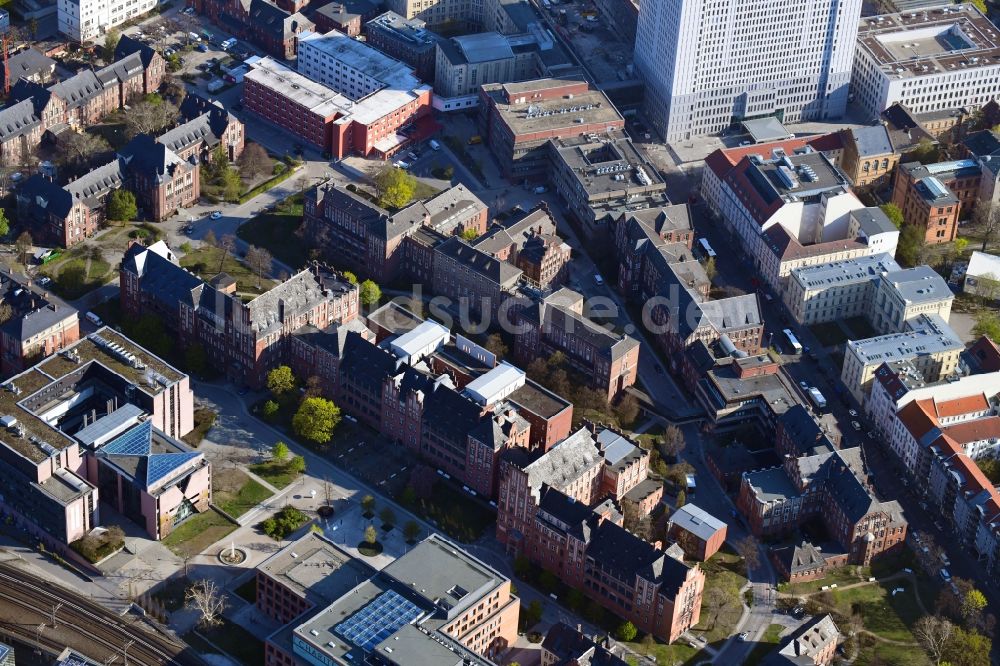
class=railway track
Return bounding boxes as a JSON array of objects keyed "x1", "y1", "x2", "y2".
[{"x1": 0, "y1": 562, "x2": 199, "y2": 666}]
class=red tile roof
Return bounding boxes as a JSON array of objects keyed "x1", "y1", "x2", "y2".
[
  {"x1": 933, "y1": 394, "x2": 990, "y2": 419},
  {"x1": 941, "y1": 416, "x2": 1000, "y2": 445}
]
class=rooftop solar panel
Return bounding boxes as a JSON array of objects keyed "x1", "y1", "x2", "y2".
[
  {"x1": 101, "y1": 420, "x2": 152, "y2": 456},
  {"x1": 146, "y1": 452, "x2": 201, "y2": 487},
  {"x1": 334, "y1": 590, "x2": 423, "y2": 651}
]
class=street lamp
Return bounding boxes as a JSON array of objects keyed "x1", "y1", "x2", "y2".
[{"x1": 123, "y1": 639, "x2": 135, "y2": 666}]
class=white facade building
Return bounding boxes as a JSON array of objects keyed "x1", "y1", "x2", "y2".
[
  {"x1": 58, "y1": 0, "x2": 156, "y2": 43},
  {"x1": 634, "y1": 0, "x2": 862, "y2": 142},
  {"x1": 852, "y1": 5, "x2": 1000, "y2": 120}
]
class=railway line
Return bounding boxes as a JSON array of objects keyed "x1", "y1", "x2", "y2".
[{"x1": 0, "y1": 562, "x2": 199, "y2": 665}]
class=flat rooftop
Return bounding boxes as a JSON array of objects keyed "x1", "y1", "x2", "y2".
[
  {"x1": 847, "y1": 313, "x2": 963, "y2": 364},
  {"x1": 508, "y1": 380, "x2": 571, "y2": 419},
  {"x1": 792, "y1": 253, "x2": 901, "y2": 290},
  {"x1": 746, "y1": 151, "x2": 851, "y2": 201},
  {"x1": 298, "y1": 30, "x2": 422, "y2": 95},
  {"x1": 857, "y1": 5, "x2": 1000, "y2": 79},
  {"x1": 745, "y1": 466, "x2": 799, "y2": 503},
  {"x1": 883, "y1": 265, "x2": 953, "y2": 306},
  {"x1": 483, "y1": 82, "x2": 623, "y2": 138},
  {"x1": 367, "y1": 11, "x2": 438, "y2": 51},
  {"x1": 259, "y1": 532, "x2": 373, "y2": 607},
  {"x1": 551, "y1": 134, "x2": 666, "y2": 199}
]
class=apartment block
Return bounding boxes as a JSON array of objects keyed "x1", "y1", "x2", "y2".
[
  {"x1": 0, "y1": 271, "x2": 80, "y2": 377},
  {"x1": 479, "y1": 77, "x2": 624, "y2": 181},
  {"x1": 120, "y1": 242, "x2": 359, "y2": 389},
  {"x1": 260, "y1": 532, "x2": 518, "y2": 665},
  {"x1": 636, "y1": 0, "x2": 859, "y2": 141},
  {"x1": 194, "y1": 0, "x2": 314, "y2": 60},
  {"x1": 841, "y1": 313, "x2": 964, "y2": 404},
  {"x1": 852, "y1": 5, "x2": 1000, "y2": 119},
  {"x1": 59, "y1": 0, "x2": 157, "y2": 42},
  {"x1": 835, "y1": 125, "x2": 901, "y2": 188}
]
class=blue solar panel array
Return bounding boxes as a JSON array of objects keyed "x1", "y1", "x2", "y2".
[
  {"x1": 146, "y1": 452, "x2": 201, "y2": 487},
  {"x1": 101, "y1": 420, "x2": 152, "y2": 456},
  {"x1": 334, "y1": 590, "x2": 422, "y2": 651}
]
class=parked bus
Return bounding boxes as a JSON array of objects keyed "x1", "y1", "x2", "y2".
[
  {"x1": 782, "y1": 328, "x2": 803, "y2": 354},
  {"x1": 807, "y1": 387, "x2": 827, "y2": 410}
]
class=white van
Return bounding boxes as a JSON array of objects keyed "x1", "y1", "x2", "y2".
[
  {"x1": 429, "y1": 139, "x2": 441, "y2": 151},
  {"x1": 86, "y1": 312, "x2": 104, "y2": 327}
]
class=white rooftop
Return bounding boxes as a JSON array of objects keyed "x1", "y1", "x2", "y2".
[
  {"x1": 967, "y1": 250, "x2": 1000, "y2": 279},
  {"x1": 669, "y1": 504, "x2": 727, "y2": 541},
  {"x1": 389, "y1": 320, "x2": 450, "y2": 362},
  {"x1": 463, "y1": 362, "x2": 526, "y2": 406}
]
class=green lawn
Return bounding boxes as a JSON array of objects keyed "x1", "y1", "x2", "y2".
[
  {"x1": 179, "y1": 246, "x2": 275, "y2": 298},
  {"x1": 236, "y1": 204, "x2": 309, "y2": 270},
  {"x1": 412, "y1": 180, "x2": 441, "y2": 201},
  {"x1": 88, "y1": 122, "x2": 129, "y2": 150},
  {"x1": 39, "y1": 250, "x2": 114, "y2": 301},
  {"x1": 214, "y1": 468, "x2": 273, "y2": 518},
  {"x1": 249, "y1": 459, "x2": 302, "y2": 489},
  {"x1": 162, "y1": 509, "x2": 237, "y2": 558},
  {"x1": 691, "y1": 549, "x2": 749, "y2": 645},
  {"x1": 625, "y1": 640, "x2": 700, "y2": 665},
  {"x1": 778, "y1": 565, "x2": 870, "y2": 595},
  {"x1": 745, "y1": 624, "x2": 784, "y2": 665}
]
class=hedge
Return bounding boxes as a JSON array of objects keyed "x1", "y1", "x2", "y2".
[{"x1": 238, "y1": 166, "x2": 298, "y2": 204}]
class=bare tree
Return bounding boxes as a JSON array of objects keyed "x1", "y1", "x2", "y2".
[
  {"x1": 913, "y1": 615, "x2": 953, "y2": 665},
  {"x1": 973, "y1": 203, "x2": 1000, "y2": 252},
  {"x1": 216, "y1": 234, "x2": 236, "y2": 273},
  {"x1": 736, "y1": 535, "x2": 761, "y2": 572},
  {"x1": 185, "y1": 579, "x2": 227, "y2": 627},
  {"x1": 125, "y1": 100, "x2": 179, "y2": 138},
  {"x1": 203, "y1": 229, "x2": 217, "y2": 249},
  {"x1": 661, "y1": 424, "x2": 686, "y2": 459},
  {"x1": 15, "y1": 232, "x2": 32, "y2": 266},
  {"x1": 701, "y1": 586, "x2": 729, "y2": 630},
  {"x1": 239, "y1": 143, "x2": 271, "y2": 179},
  {"x1": 245, "y1": 245, "x2": 272, "y2": 287},
  {"x1": 57, "y1": 131, "x2": 111, "y2": 169}
]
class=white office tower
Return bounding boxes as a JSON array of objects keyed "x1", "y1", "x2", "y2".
[{"x1": 635, "y1": 0, "x2": 863, "y2": 142}]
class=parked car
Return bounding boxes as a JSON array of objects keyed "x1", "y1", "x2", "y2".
[
  {"x1": 533, "y1": 185, "x2": 548, "y2": 194},
  {"x1": 210, "y1": 211, "x2": 223, "y2": 220},
  {"x1": 197, "y1": 43, "x2": 209, "y2": 52},
  {"x1": 940, "y1": 568, "x2": 951, "y2": 582},
  {"x1": 37, "y1": 276, "x2": 51, "y2": 286},
  {"x1": 851, "y1": 421, "x2": 862, "y2": 431},
  {"x1": 849, "y1": 409, "x2": 858, "y2": 417},
  {"x1": 594, "y1": 274, "x2": 604, "y2": 286}
]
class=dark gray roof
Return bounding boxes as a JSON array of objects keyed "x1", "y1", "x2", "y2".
[
  {"x1": 0, "y1": 98, "x2": 42, "y2": 141},
  {"x1": 95, "y1": 52, "x2": 144, "y2": 88},
  {"x1": 773, "y1": 541, "x2": 825, "y2": 576},
  {"x1": 473, "y1": 207, "x2": 557, "y2": 257},
  {"x1": 849, "y1": 125, "x2": 894, "y2": 157},
  {"x1": 121, "y1": 242, "x2": 205, "y2": 312},
  {"x1": 777, "y1": 406, "x2": 836, "y2": 457},
  {"x1": 0, "y1": 272, "x2": 77, "y2": 341},
  {"x1": 3, "y1": 48, "x2": 55, "y2": 83},
  {"x1": 585, "y1": 516, "x2": 692, "y2": 590},
  {"x1": 963, "y1": 129, "x2": 1000, "y2": 158},
  {"x1": 119, "y1": 135, "x2": 191, "y2": 183},
  {"x1": 250, "y1": 0, "x2": 314, "y2": 40},
  {"x1": 156, "y1": 109, "x2": 229, "y2": 154},
  {"x1": 850, "y1": 207, "x2": 897, "y2": 236},
  {"x1": 435, "y1": 237, "x2": 523, "y2": 285},
  {"x1": 245, "y1": 265, "x2": 355, "y2": 336},
  {"x1": 50, "y1": 69, "x2": 105, "y2": 110},
  {"x1": 114, "y1": 34, "x2": 159, "y2": 68}
]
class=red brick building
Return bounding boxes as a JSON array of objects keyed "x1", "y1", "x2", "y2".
[
  {"x1": 890, "y1": 160, "x2": 974, "y2": 244},
  {"x1": 120, "y1": 242, "x2": 359, "y2": 388},
  {"x1": 194, "y1": 0, "x2": 314, "y2": 60},
  {"x1": 666, "y1": 504, "x2": 728, "y2": 562},
  {"x1": 738, "y1": 447, "x2": 907, "y2": 568},
  {"x1": 514, "y1": 288, "x2": 640, "y2": 402},
  {"x1": 473, "y1": 206, "x2": 571, "y2": 290},
  {"x1": 0, "y1": 271, "x2": 80, "y2": 377}
]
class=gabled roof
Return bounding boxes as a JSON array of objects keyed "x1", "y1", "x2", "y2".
[
  {"x1": 250, "y1": 0, "x2": 314, "y2": 40},
  {"x1": 772, "y1": 541, "x2": 825, "y2": 575},
  {"x1": 114, "y1": 34, "x2": 159, "y2": 69},
  {"x1": 0, "y1": 98, "x2": 42, "y2": 141},
  {"x1": 49, "y1": 69, "x2": 105, "y2": 110},
  {"x1": 119, "y1": 135, "x2": 191, "y2": 184},
  {"x1": 2, "y1": 48, "x2": 55, "y2": 83},
  {"x1": 435, "y1": 236, "x2": 523, "y2": 285}
]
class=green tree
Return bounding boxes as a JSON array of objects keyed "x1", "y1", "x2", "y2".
[
  {"x1": 364, "y1": 524, "x2": 378, "y2": 545},
  {"x1": 881, "y1": 202, "x2": 905, "y2": 229},
  {"x1": 403, "y1": 520, "x2": 420, "y2": 542},
  {"x1": 461, "y1": 227, "x2": 479, "y2": 241},
  {"x1": 379, "y1": 506, "x2": 395, "y2": 527},
  {"x1": 103, "y1": 29, "x2": 120, "y2": 62},
  {"x1": 359, "y1": 279, "x2": 381, "y2": 306},
  {"x1": 962, "y1": 589, "x2": 988, "y2": 624},
  {"x1": 704, "y1": 256, "x2": 717, "y2": 282},
  {"x1": 261, "y1": 400, "x2": 280, "y2": 421},
  {"x1": 954, "y1": 237, "x2": 970, "y2": 256},
  {"x1": 342, "y1": 271, "x2": 358, "y2": 284},
  {"x1": 221, "y1": 167, "x2": 242, "y2": 202},
  {"x1": 676, "y1": 489, "x2": 686, "y2": 508},
  {"x1": 292, "y1": 397, "x2": 341, "y2": 444},
  {"x1": 184, "y1": 343, "x2": 207, "y2": 376},
  {"x1": 107, "y1": 190, "x2": 137, "y2": 222},
  {"x1": 267, "y1": 365, "x2": 296, "y2": 397},
  {"x1": 272, "y1": 441, "x2": 289, "y2": 463},
  {"x1": 538, "y1": 570, "x2": 558, "y2": 592},
  {"x1": 897, "y1": 223, "x2": 927, "y2": 267},
  {"x1": 520, "y1": 600, "x2": 543, "y2": 630},
  {"x1": 288, "y1": 455, "x2": 306, "y2": 475},
  {"x1": 513, "y1": 556, "x2": 532, "y2": 580},
  {"x1": 0, "y1": 209, "x2": 10, "y2": 238},
  {"x1": 373, "y1": 166, "x2": 416, "y2": 209},
  {"x1": 127, "y1": 315, "x2": 172, "y2": 357},
  {"x1": 970, "y1": 0, "x2": 987, "y2": 14},
  {"x1": 942, "y1": 627, "x2": 992, "y2": 666},
  {"x1": 14, "y1": 232, "x2": 32, "y2": 266},
  {"x1": 977, "y1": 457, "x2": 1000, "y2": 483},
  {"x1": 361, "y1": 495, "x2": 376, "y2": 516},
  {"x1": 973, "y1": 311, "x2": 1000, "y2": 341},
  {"x1": 616, "y1": 620, "x2": 638, "y2": 642}
]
